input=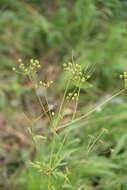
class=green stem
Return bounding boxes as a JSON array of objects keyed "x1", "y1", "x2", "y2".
[
  {"x1": 28, "y1": 74, "x2": 50, "y2": 121},
  {"x1": 57, "y1": 88, "x2": 126, "y2": 131}
]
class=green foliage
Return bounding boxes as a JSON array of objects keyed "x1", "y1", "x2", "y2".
[
  {"x1": 1, "y1": 0, "x2": 127, "y2": 190},
  {"x1": 10, "y1": 58, "x2": 126, "y2": 190}
]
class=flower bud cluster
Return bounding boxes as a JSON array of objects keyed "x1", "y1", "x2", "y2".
[
  {"x1": 63, "y1": 62, "x2": 91, "y2": 84},
  {"x1": 39, "y1": 80, "x2": 53, "y2": 88},
  {"x1": 12, "y1": 58, "x2": 41, "y2": 75},
  {"x1": 120, "y1": 72, "x2": 127, "y2": 88},
  {"x1": 29, "y1": 59, "x2": 41, "y2": 71},
  {"x1": 66, "y1": 92, "x2": 78, "y2": 101}
]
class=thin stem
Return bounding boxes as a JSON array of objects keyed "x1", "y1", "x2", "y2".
[
  {"x1": 51, "y1": 79, "x2": 70, "y2": 131},
  {"x1": 72, "y1": 86, "x2": 81, "y2": 120},
  {"x1": 47, "y1": 80, "x2": 71, "y2": 188},
  {"x1": 53, "y1": 132, "x2": 67, "y2": 167},
  {"x1": 53, "y1": 86, "x2": 81, "y2": 166},
  {"x1": 57, "y1": 88, "x2": 126, "y2": 131},
  {"x1": 87, "y1": 129, "x2": 106, "y2": 154},
  {"x1": 48, "y1": 175, "x2": 52, "y2": 190},
  {"x1": 58, "y1": 80, "x2": 70, "y2": 117},
  {"x1": 28, "y1": 74, "x2": 50, "y2": 121},
  {"x1": 33, "y1": 109, "x2": 50, "y2": 123},
  {"x1": 48, "y1": 134, "x2": 57, "y2": 190},
  {"x1": 45, "y1": 89, "x2": 52, "y2": 120},
  {"x1": 23, "y1": 108, "x2": 51, "y2": 124},
  {"x1": 53, "y1": 88, "x2": 125, "y2": 166},
  {"x1": 23, "y1": 113, "x2": 37, "y2": 149}
]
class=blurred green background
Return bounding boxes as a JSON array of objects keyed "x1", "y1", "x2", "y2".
[{"x1": 1, "y1": 0, "x2": 127, "y2": 190}]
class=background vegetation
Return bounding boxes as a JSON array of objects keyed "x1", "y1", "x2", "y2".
[{"x1": 1, "y1": 0, "x2": 127, "y2": 189}]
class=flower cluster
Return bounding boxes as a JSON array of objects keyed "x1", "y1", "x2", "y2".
[
  {"x1": 39, "y1": 80, "x2": 53, "y2": 88},
  {"x1": 13, "y1": 58, "x2": 41, "y2": 75},
  {"x1": 13, "y1": 58, "x2": 54, "y2": 89},
  {"x1": 120, "y1": 72, "x2": 127, "y2": 89},
  {"x1": 63, "y1": 62, "x2": 90, "y2": 85},
  {"x1": 66, "y1": 92, "x2": 78, "y2": 101}
]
